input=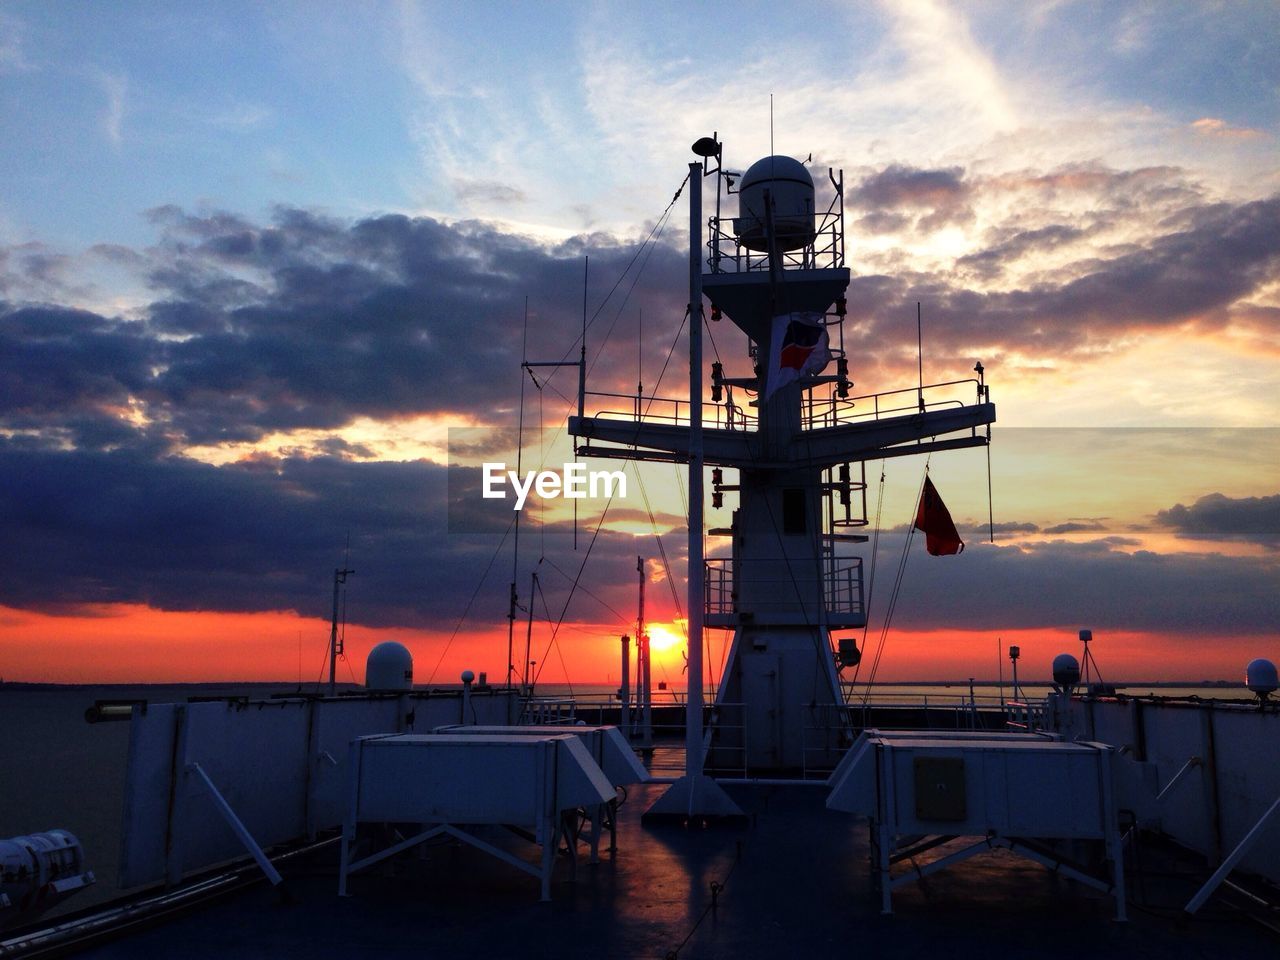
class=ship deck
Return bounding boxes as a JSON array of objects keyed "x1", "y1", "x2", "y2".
[{"x1": 67, "y1": 775, "x2": 1275, "y2": 959}]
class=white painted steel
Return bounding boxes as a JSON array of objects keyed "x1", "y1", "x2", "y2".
[
  {"x1": 119, "y1": 692, "x2": 519, "y2": 888},
  {"x1": 734, "y1": 156, "x2": 816, "y2": 252},
  {"x1": 350, "y1": 734, "x2": 612, "y2": 826},
  {"x1": 1058, "y1": 696, "x2": 1280, "y2": 886},
  {"x1": 432, "y1": 724, "x2": 648, "y2": 861},
  {"x1": 827, "y1": 732, "x2": 1125, "y2": 919},
  {"x1": 338, "y1": 734, "x2": 615, "y2": 901},
  {"x1": 432, "y1": 725, "x2": 650, "y2": 787},
  {"x1": 1245, "y1": 658, "x2": 1278, "y2": 697},
  {"x1": 184, "y1": 764, "x2": 283, "y2": 887},
  {"x1": 365, "y1": 642, "x2": 413, "y2": 691}
]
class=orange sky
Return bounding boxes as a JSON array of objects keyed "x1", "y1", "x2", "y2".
[{"x1": 2, "y1": 603, "x2": 1264, "y2": 686}]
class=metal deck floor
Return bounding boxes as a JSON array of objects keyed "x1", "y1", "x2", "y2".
[{"x1": 75, "y1": 782, "x2": 1274, "y2": 959}]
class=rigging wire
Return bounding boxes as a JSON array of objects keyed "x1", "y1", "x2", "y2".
[
  {"x1": 534, "y1": 574, "x2": 574, "y2": 698},
  {"x1": 849, "y1": 462, "x2": 886, "y2": 687},
  {"x1": 524, "y1": 184, "x2": 684, "y2": 468},
  {"x1": 540, "y1": 555, "x2": 631, "y2": 625},
  {"x1": 531, "y1": 497, "x2": 614, "y2": 687},
  {"x1": 426, "y1": 174, "x2": 691, "y2": 687},
  {"x1": 858, "y1": 462, "x2": 930, "y2": 708},
  {"x1": 527, "y1": 297, "x2": 691, "y2": 691},
  {"x1": 543, "y1": 171, "x2": 690, "y2": 371},
  {"x1": 426, "y1": 515, "x2": 516, "y2": 685}
]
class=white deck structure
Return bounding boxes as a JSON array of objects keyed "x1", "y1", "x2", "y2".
[
  {"x1": 827, "y1": 730, "x2": 1126, "y2": 919},
  {"x1": 337, "y1": 734, "x2": 615, "y2": 901}
]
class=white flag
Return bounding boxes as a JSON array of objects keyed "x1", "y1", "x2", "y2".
[{"x1": 763, "y1": 311, "x2": 830, "y2": 403}]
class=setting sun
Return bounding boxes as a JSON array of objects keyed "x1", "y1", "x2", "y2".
[{"x1": 645, "y1": 623, "x2": 686, "y2": 657}]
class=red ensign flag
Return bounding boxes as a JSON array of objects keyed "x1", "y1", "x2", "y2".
[{"x1": 914, "y1": 476, "x2": 965, "y2": 556}]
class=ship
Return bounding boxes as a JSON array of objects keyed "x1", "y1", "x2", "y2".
[{"x1": 3, "y1": 137, "x2": 1278, "y2": 957}]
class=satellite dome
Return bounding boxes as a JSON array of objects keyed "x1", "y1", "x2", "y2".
[
  {"x1": 734, "y1": 155, "x2": 817, "y2": 253},
  {"x1": 1245, "y1": 658, "x2": 1278, "y2": 698},
  {"x1": 1052, "y1": 653, "x2": 1081, "y2": 689},
  {"x1": 365, "y1": 641, "x2": 413, "y2": 691}
]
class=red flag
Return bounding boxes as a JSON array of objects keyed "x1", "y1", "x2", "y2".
[{"x1": 914, "y1": 476, "x2": 965, "y2": 556}]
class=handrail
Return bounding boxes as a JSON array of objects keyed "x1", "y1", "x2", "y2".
[
  {"x1": 704, "y1": 554, "x2": 864, "y2": 619},
  {"x1": 706, "y1": 196, "x2": 845, "y2": 275},
  {"x1": 580, "y1": 378, "x2": 986, "y2": 436}
]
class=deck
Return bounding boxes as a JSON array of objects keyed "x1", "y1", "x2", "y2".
[{"x1": 61, "y1": 779, "x2": 1275, "y2": 959}]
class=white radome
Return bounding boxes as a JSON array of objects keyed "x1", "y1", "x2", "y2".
[{"x1": 365, "y1": 641, "x2": 413, "y2": 691}]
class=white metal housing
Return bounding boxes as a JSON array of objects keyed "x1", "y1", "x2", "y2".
[
  {"x1": 734, "y1": 155, "x2": 816, "y2": 252},
  {"x1": 365, "y1": 641, "x2": 413, "y2": 691},
  {"x1": 827, "y1": 731, "x2": 1125, "y2": 918},
  {"x1": 338, "y1": 734, "x2": 615, "y2": 901}
]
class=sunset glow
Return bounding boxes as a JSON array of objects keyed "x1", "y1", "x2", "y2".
[{"x1": 2, "y1": 3, "x2": 1277, "y2": 686}]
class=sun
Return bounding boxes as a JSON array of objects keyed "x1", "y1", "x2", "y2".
[{"x1": 645, "y1": 623, "x2": 685, "y2": 656}]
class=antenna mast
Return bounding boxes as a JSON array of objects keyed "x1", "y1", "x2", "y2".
[{"x1": 328, "y1": 566, "x2": 354, "y2": 696}]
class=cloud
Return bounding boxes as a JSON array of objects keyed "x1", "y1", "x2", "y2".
[
  {"x1": 1042, "y1": 520, "x2": 1107, "y2": 534},
  {"x1": 208, "y1": 103, "x2": 272, "y2": 131},
  {"x1": 1190, "y1": 117, "x2": 1265, "y2": 141},
  {"x1": 850, "y1": 164, "x2": 972, "y2": 231},
  {"x1": 96, "y1": 71, "x2": 127, "y2": 147},
  {"x1": 956, "y1": 224, "x2": 1088, "y2": 282},
  {"x1": 2, "y1": 207, "x2": 688, "y2": 451},
  {"x1": 1155, "y1": 492, "x2": 1280, "y2": 547},
  {"x1": 848, "y1": 189, "x2": 1280, "y2": 365},
  {"x1": 452, "y1": 179, "x2": 528, "y2": 206},
  {"x1": 881, "y1": 535, "x2": 1278, "y2": 635},
  {"x1": 962, "y1": 520, "x2": 1039, "y2": 535},
  {"x1": 0, "y1": 441, "x2": 665, "y2": 630}
]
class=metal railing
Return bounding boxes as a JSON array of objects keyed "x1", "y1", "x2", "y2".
[
  {"x1": 803, "y1": 378, "x2": 987, "y2": 430},
  {"x1": 513, "y1": 691, "x2": 1050, "y2": 779},
  {"x1": 1003, "y1": 699, "x2": 1046, "y2": 732},
  {"x1": 704, "y1": 554, "x2": 864, "y2": 622},
  {"x1": 823, "y1": 553, "x2": 865, "y2": 618},
  {"x1": 519, "y1": 697, "x2": 579, "y2": 725},
  {"x1": 706, "y1": 193, "x2": 845, "y2": 275},
  {"x1": 583, "y1": 378, "x2": 987, "y2": 440},
  {"x1": 584, "y1": 390, "x2": 749, "y2": 432}
]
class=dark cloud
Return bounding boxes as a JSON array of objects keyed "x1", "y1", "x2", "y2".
[
  {"x1": 5, "y1": 171, "x2": 1279, "y2": 641},
  {"x1": 0, "y1": 303, "x2": 157, "y2": 449},
  {"x1": 843, "y1": 193, "x2": 1280, "y2": 364},
  {"x1": 850, "y1": 164, "x2": 972, "y2": 231},
  {"x1": 1155, "y1": 492, "x2": 1280, "y2": 547},
  {"x1": 956, "y1": 225, "x2": 1088, "y2": 281},
  {"x1": 879, "y1": 535, "x2": 1278, "y2": 636},
  {"x1": 1, "y1": 209, "x2": 688, "y2": 451},
  {"x1": 1042, "y1": 520, "x2": 1108, "y2": 534},
  {"x1": 0, "y1": 441, "x2": 668, "y2": 631},
  {"x1": 1, "y1": 426, "x2": 1274, "y2": 641},
  {"x1": 961, "y1": 520, "x2": 1040, "y2": 535}
]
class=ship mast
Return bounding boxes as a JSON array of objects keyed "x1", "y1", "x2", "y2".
[{"x1": 569, "y1": 135, "x2": 995, "y2": 804}]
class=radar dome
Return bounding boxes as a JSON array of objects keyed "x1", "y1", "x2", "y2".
[
  {"x1": 1052, "y1": 653, "x2": 1081, "y2": 689},
  {"x1": 365, "y1": 641, "x2": 413, "y2": 691},
  {"x1": 1245, "y1": 658, "x2": 1278, "y2": 698},
  {"x1": 734, "y1": 155, "x2": 816, "y2": 253}
]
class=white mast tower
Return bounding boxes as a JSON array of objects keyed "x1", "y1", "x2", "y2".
[{"x1": 571, "y1": 137, "x2": 995, "y2": 804}]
